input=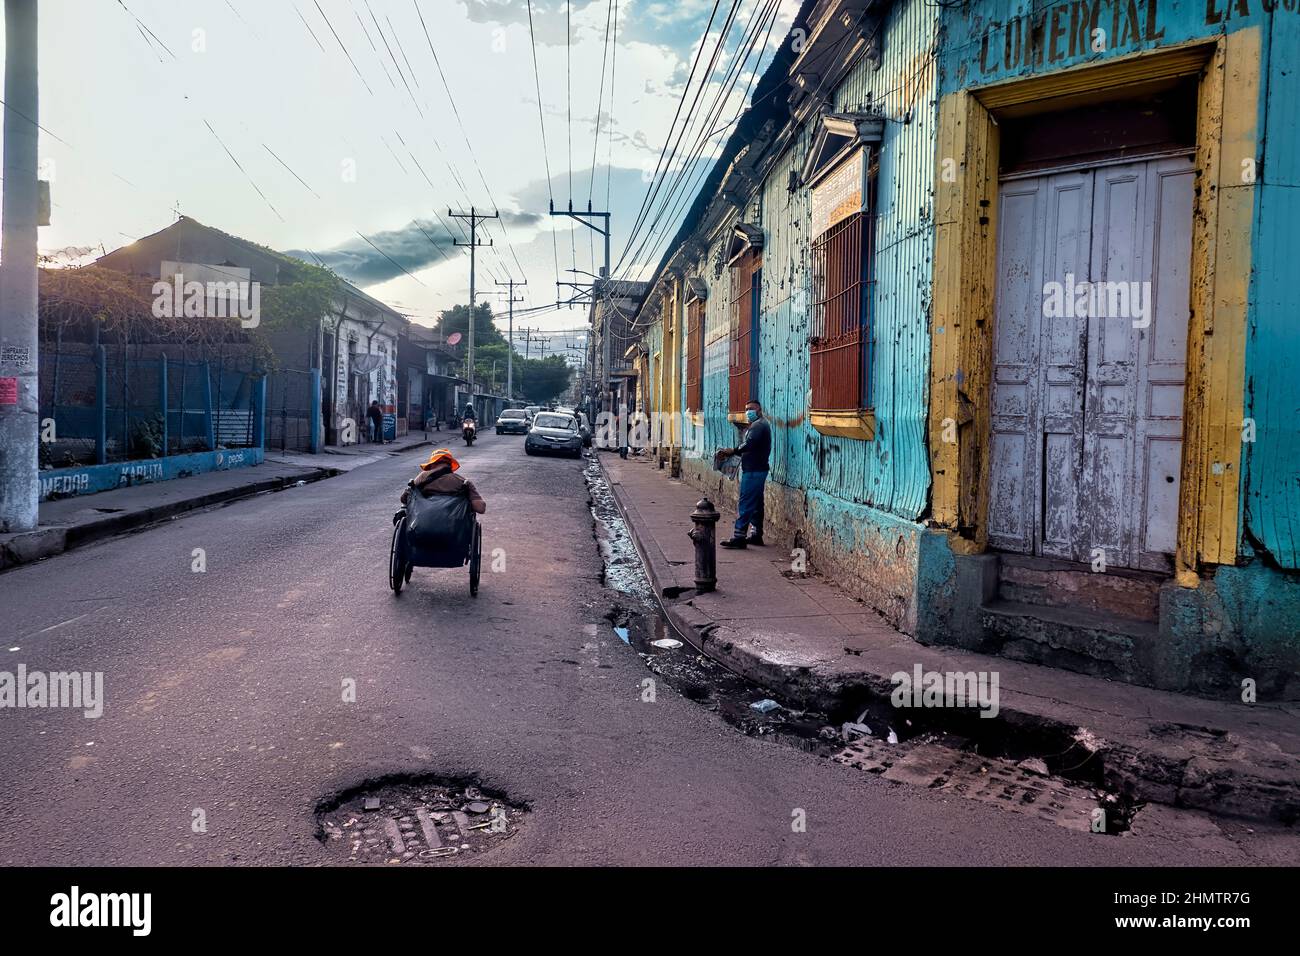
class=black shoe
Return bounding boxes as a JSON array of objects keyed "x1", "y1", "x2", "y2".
[
  {"x1": 719, "y1": 537, "x2": 748, "y2": 549},
  {"x1": 747, "y1": 534, "x2": 765, "y2": 546}
]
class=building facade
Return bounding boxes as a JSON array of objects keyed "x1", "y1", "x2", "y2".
[{"x1": 628, "y1": 0, "x2": 1299, "y2": 697}]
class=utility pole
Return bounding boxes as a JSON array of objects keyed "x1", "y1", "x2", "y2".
[
  {"x1": 449, "y1": 206, "x2": 497, "y2": 407},
  {"x1": 0, "y1": 0, "x2": 40, "y2": 533},
  {"x1": 494, "y1": 278, "x2": 525, "y2": 400},
  {"x1": 549, "y1": 201, "x2": 611, "y2": 421}
]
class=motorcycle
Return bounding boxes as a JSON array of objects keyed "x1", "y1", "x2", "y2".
[{"x1": 462, "y1": 418, "x2": 476, "y2": 446}]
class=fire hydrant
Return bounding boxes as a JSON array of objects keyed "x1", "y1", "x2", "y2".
[{"x1": 688, "y1": 496, "x2": 720, "y2": 593}]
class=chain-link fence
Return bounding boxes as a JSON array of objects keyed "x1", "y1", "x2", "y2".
[{"x1": 38, "y1": 344, "x2": 263, "y2": 467}]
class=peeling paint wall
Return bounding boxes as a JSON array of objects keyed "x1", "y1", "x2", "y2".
[
  {"x1": 1244, "y1": 9, "x2": 1300, "y2": 570},
  {"x1": 670, "y1": 0, "x2": 938, "y2": 631}
]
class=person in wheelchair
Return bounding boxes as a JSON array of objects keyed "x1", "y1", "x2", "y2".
[{"x1": 399, "y1": 448, "x2": 486, "y2": 514}]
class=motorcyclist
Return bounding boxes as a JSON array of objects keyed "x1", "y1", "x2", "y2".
[{"x1": 462, "y1": 402, "x2": 477, "y2": 424}]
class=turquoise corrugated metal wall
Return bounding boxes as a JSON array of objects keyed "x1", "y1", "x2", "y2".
[
  {"x1": 645, "y1": 321, "x2": 662, "y2": 416},
  {"x1": 1244, "y1": 8, "x2": 1300, "y2": 569},
  {"x1": 699, "y1": 228, "x2": 737, "y2": 459},
  {"x1": 941, "y1": 0, "x2": 1299, "y2": 568},
  {"x1": 750, "y1": 0, "x2": 935, "y2": 521}
]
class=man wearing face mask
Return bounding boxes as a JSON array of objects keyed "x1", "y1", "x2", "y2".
[{"x1": 718, "y1": 398, "x2": 770, "y2": 549}]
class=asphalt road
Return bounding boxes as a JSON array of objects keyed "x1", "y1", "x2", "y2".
[{"x1": 0, "y1": 432, "x2": 1291, "y2": 865}]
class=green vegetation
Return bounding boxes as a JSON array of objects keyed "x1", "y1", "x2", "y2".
[{"x1": 436, "y1": 302, "x2": 572, "y2": 404}]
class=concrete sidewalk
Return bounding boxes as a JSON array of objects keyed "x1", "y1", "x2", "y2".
[
  {"x1": 0, "y1": 432, "x2": 435, "y2": 573},
  {"x1": 600, "y1": 451, "x2": 1300, "y2": 825}
]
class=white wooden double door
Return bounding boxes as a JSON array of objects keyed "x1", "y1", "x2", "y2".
[{"x1": 989, "y1": 156, "x2": 1194, "y2": 572}]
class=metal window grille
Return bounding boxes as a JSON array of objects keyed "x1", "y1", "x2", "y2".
[
  {"x1": 810, "y1": 211, "x2": 866, "y2": 410},
  {"x1": 685, "y1": 297, "x2": 704, "y2": 413},
  {"x1": 729, "y1": 249, "x2": 760, "y2": 413}
]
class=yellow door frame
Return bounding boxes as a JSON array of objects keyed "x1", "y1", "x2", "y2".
[{"x1": 929, "y1": 32, "x2": 1260, "y2": 581}]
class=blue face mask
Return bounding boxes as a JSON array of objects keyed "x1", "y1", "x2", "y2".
[{"x1": 745, "y1": 409, "x2": 758, "y2": 423}]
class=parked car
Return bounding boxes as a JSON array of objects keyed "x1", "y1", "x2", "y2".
[
  {"x1": 524, "y1": 412, "x2": 583, "y2": 458},
  {"x1": 575, "y1": 411, "x2": 593, "y2": 447},
  {"x1": 496, "y1": 408, "x2": 530, "y2": 435}
]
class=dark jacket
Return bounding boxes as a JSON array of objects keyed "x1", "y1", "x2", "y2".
[
  {"x1": 367, "y1": 404, "x2": 384, "y2": 424},
  {"x1": 738, "y1": 417, "x2": 771, "y2": 473},
  {"x1": 403, "y1": 463, "x2": 486, "y2": 514}
]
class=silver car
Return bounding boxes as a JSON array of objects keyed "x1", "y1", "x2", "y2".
[{"x1": 524, "y1": 412, "x2": 583, "y2": 458}]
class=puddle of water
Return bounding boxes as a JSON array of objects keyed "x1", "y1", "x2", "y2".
[{"x1": 584, "y1": 459, "x2": 655, "y2": 604}]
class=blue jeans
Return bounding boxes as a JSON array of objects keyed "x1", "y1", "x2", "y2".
[{"x1": 736, "y1": 469, "x2": 767, "y2": 538}]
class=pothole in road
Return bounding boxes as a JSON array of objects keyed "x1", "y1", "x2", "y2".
[{"x1": 315, "y1": 777, "x2": 528, "y2": 865}]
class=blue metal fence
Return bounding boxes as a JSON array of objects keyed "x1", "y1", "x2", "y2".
[{"x1": 39, "y1": 346, "x2": 264, "y2": 469}]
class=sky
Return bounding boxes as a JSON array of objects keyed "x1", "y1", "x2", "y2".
[{"x1": 4, "y1": 0, "x2": 798, "y2": 350}]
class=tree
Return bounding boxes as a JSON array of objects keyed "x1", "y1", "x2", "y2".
[
  {"x1": 436, "y1": 302, "x2": 502, "y2": 347},
  {"x1": 517, "y1": 354, "x2": 572, "y2": 404}
]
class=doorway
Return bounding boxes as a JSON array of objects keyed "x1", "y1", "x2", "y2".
[{"x1": 988, "y1": 153, "x2": 1193, "y2": 572}]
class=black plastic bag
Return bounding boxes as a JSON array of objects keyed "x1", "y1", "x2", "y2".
[{"x1": 404, "y1": 490, "x2": 474, "y2": 567}]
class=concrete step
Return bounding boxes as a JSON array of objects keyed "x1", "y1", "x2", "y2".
[
  {"x1": 997, "y1": 553, "x2": 1162, "y2": 623},
  {"x1": 980, "y1": 598, "x2": 1159, "y2": 683}
]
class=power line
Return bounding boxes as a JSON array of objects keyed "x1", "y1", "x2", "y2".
[
  {"x1": 414, "y1": 0, "x2": 528, "y2": 283},
  {"x1": 262, "y1": 144, "x2": 321, "y2": 199},
  {"x1": 525, "y1": 0, "x2": 562, "y2": 298},
  {"x1": 353, "y1": 6, "x2": 397, "y2": 88},
  {"x1": 606, "y1": 0, "x2": 619, "y2": 217},
  {"x1": 588, "y1": 0, "x2": 615, "y2": 276},
  {"x1": 355, "y1": 231, "x2": 426, "y2": 287},
  {"x1": 312, "y1": 0, "x2": 373, "y2": 96},
  {"x1": 115, "y1": 0, "x2": 177, "y2": 61},
  {"x1": 203, "y1": 119, "x2": 283, "y2": 222},
  {"x1": 618, "y1": 0, "x2": 779, "y2": 279},
  {"x1": 294, "y1": 3, "x2": 328, "y2": 54},
  {"x1": 614, "y1": 0, "x2": 729, "y2": 273}
]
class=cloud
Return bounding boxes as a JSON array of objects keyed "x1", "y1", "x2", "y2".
[
  {"x1": 285, "y1": 218, "x2": 458, "y2": 286},
  {"x1": 458, "y1": 0, "x2": 712, "y2": 48},
  {"x1": 459, "y1": 0, "x2": 605, "y2": 45}
]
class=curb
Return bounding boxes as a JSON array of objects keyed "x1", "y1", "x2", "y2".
[
  {"x1": 0, "y1": 466, "x2": 338, "y2": 573},
  {"x1": 596, "y1": 454, "x2": 1300, "y2": 826}
]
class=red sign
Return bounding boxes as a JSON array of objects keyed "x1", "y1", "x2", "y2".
[
  {"x1": 447, "y1": 332, "x2": 462, "y2": 346},
  {"x1": 0, "y1": 377, "x2": 17, "y2": 406}
]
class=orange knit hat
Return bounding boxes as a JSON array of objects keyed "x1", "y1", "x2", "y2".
[{"x1": 419, "y1": 448, "x2": 460, "y2": 472}]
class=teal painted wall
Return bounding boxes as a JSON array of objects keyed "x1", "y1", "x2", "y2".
[
  {"x1": 753, "y1": 0, "x2": 936, "y2": 523},
  {"x1": 938, "y1": 1, "x2": 1300, "y2": 569},
  {"x1": 938, "y1": 0, "x2": 1266, "y2": 94},
  {"x1": 1243, "y1": 8, "x2": 1300, "y2": 569}
]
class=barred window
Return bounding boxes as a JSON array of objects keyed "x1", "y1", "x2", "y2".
[
  {"x1": 685, "y1": 296, "x2": 704, "y2": 414},
  {"x1": 810, "y1": 162, "x2": 877, "y2": 411},
  {"x1": 728, "y1": 248, "x2": 761, "y2": 414}
]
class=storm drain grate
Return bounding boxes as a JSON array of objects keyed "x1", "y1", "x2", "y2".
[
  {"x1": 834, "y1": 733, "x2": 1136, "y2": 834},
  {"x1": 315, "y1": 780, "x2": 527, "y2": 864}
]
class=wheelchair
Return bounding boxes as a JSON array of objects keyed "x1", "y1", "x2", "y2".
[{"x1": 389, "y1": 500, "x2": 482, "y2": 597}]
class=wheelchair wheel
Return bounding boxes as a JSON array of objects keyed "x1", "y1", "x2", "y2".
[
  {"x1": 389, "y1": 520, "x2": 407, "y2": 594},
  {"x1": 469, "y1": 523, "x2": 482, "y2": 597}
]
